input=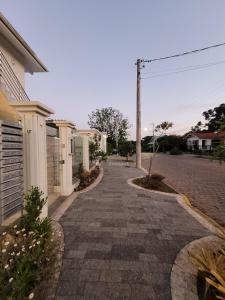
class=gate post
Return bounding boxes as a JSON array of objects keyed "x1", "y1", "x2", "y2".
[
  {"x1": 52, "y1": 120, "x2": 76, "y2": 196},
  {"x1": 11, "y1": 101, "x2": 54, "y2": 218}
]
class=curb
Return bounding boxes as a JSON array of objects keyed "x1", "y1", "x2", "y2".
[
  {"x1": 171, "y1": 235, "x2": 224, "y2": 300},
  {"x1": 80, "y1": 167, "x2": 104, "y2": 194},
  {"x1": 127, "y1": 177, "x2": 177, "y2": 197},
  {"x1": 141, "y1": 166, "x2": 225, "y2": 237}
]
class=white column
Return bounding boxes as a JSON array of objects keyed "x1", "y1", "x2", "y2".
[
  {"x1": 53, "y1": 120, "x2": 75, "y2": 196},
  {"x1": 82, "y1": 136, "x2": 90, "y2": 171},
  {"x1": 10, "y1": 101, "x2": 54, "y2": 218}
]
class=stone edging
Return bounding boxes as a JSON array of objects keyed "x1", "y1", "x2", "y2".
[
  {"x1": 79, "y1": 167, "x2": 104, "y2": 193},
  {"x1": 171, "y1": 235, "x2": 224, "y2": 300},
  {"x1": 128, "y1": 175, "x2": 224, "y2": 236},
  {"x1": 140, "y1": 166, "x2": 225, "y2": 236},
  {"x1": 127, "y1": 177, "x2": 178, "y2": 197},
  {"x1": 51, "y1": 167, "x2": 104, "y2": 222}
]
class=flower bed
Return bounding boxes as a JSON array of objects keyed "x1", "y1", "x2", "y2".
[
  {"x1": 0, "y1": 187, "x2": 59, "y2": 300},
  {"x1": 132, "y1": 174, "x2": 177, "y2": 194},
  {"x1": 76, "y1": 166, "x2": 100, "y2": 191}
]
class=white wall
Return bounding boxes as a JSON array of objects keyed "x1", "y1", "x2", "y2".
[{"x1": 0, "y1": 35, "x2": 25, "y2": 88}]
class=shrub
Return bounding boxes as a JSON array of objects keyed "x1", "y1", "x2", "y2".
[
  {"x1": 169, "y1": 147, "x2": 182, "y2": 155},
  {"x1": 0, "y1": 187, "x2": 57, "y2": 300},
  {"x1": 96, "y1": 150, "x2": 108, "y2": 161},
  {"x1": 150, "y1": 173, "x2": 165, "y2": 181},
  {"x1": 191, "y1": 247, "x2": 225, "y2": 299}
]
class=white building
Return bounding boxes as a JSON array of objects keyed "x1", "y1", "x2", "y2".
[
  {"x1": 186, "y1": 131, "x2": 225, "y2": 151},
  {"x1": 0, "y1": 13, "x2": 79, "y2": 225}
]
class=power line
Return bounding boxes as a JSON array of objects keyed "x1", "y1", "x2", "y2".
[
  {"x1": 141, "y1": 60, "x2": 225, "y2": 79},
  {"x1": 143, "y1": 41, "x2": 225, "y2": 63},
  {"x1": 142, "y1": 59, "x2": 225, "y2": 75}
]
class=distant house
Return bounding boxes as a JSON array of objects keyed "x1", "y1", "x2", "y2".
[{"x1": 186, "y1": 131, "x2": 225, "y2": 151}]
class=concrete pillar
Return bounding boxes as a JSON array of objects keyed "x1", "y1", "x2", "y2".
[
  {"x1": 82, "y1": 135, "x2": 90, "y2": 171},
  {"x1": 10, "y1": 101, "x2": 54, "y2": 218},
  {"x1": 53, "y1": 120, "x2": 75, "y2": 196}
]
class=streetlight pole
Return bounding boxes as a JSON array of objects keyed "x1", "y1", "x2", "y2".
[{"x1": 136, "y1": 59, "x2": 142, "y2": 168}]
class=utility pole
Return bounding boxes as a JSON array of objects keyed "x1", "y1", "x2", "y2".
[
  {"x1": 136, "y1": 59, "x2": 142, "y2": 168},
  {"x1": 152, "y1": 123, "x2": 155, "y2": 153}
]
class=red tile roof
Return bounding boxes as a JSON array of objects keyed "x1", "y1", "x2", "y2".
[{"x1": 190, "y1": 131, "x2": 225, "y2": 139}]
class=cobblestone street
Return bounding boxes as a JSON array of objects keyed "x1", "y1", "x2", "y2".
[
  {"x1": 142, "y1": 153, "x2": 225, "y2": 226},
  {"x1": 55, "y1": 158, "x2": 209, "y2": 300}
]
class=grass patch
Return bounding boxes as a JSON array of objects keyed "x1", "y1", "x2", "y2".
[{"x1": 132, "y1": 176, "x2": 177, "y2": 194}]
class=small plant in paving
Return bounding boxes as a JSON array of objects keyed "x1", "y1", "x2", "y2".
[{"x1": 0, "y1": 187, "x2": 58, "y2": 300}]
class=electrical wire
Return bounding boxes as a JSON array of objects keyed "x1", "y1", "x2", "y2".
[
  {"x1": 144, "y1": 42, "x2": 225, "y2": 63},
  {"x1": 141, "y1": 60, "x2": 225, "y2": 79}
]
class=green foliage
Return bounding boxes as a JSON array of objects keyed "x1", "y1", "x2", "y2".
[
  {"x1": 20, "y1": 187, "x2": 50, "y2": 234},
  {"x1": 118, "y1": 141, "x2": 135, "y2": 159},
  {"x1": 169, "y1": 147, "x2": 183, "y2": 155},
  {"x1": 157, "y1": 135, "x2": 185, "y2": 153},
  {"x1": 141, "y1": 136, "x2": 153, "y2": 152},
  {"x1": 89, "y1": 134, "x2": 100, "y2": 162},
  {"x1": 214, "y1": 141, "x2": 225, "y2": 163},
  {"x1": 88, "y1": 107, "x2": 130, "y2": 145},
  {"x1": 107, "y1": 142, "x2": 113, "y2": 155},
  {"x1": 96, "y1": 150, "x2": 108, "y2": 161},
  {"x1": 0, "y1": 187, "x2": 57, "y2": 300},
  {"x1": 193, "y1": 103, "x2": 225, "y2": 132}
]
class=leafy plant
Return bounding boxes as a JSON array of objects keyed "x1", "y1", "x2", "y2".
[
  {"x1": 20, "y1": 187, "x2": 48, "y2": 233},
  {"x1": 0, "y1": 187, "x2": 57, "y2": 300},
  {"x1": 191, "y1": 247, "x2": 225, "y2": 299}
]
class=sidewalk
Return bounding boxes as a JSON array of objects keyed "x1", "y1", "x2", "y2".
[{"x1": 55, "y1": 158, "x2": 210, "y2": 300}]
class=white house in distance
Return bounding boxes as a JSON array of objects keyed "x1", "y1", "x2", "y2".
[{"x1": 186, "y1": 131, "x2": 225, "y2": 151}]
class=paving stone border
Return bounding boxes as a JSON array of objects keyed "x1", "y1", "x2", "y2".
[{"x1": 171, "y1": 235, "x2": 224, "y2": 300}]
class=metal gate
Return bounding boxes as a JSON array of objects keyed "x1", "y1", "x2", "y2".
[{"x1": 0, "y1": 120, "x2": 23, "y2": 223}]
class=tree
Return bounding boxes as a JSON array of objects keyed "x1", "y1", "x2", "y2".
[
  {"x1": 141, "y1": 136, "x2": 153, "y2": 152},
  {"x1": 193, "y1": 103, "x2": 225, "y2": 132},
  {"x1": 89, "y1": 134, "x2": 100, "y2": 162},
  {"x1": 214, "y1": 121, "x2": 225, "y2": 163},
  {"x1": 88, "y1": 107, "x2": 129, "y2": 147},
  {"x1": 118, "y1": 141, "x2": 135, "y2": 161},
  {"x1": 147, "y1": 121, "x2": 173, "y2": 182},
  {"x1": 157, "y1": 135, "x2": 185, "y2": 152}
]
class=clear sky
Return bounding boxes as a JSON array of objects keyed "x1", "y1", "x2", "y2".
[{"x1": 1, "y1": 0, "x2": 225, "y2": 138}]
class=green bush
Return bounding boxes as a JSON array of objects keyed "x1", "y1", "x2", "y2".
[
  {"x1": 150, "y1": 173, "x2": 165, "y2": 181},
  {"x1": 169, "y1": 147, "x2": 183, "y2": 155},
  {"x1": 0, "y1": 187, "x2": 57, "y2": 300},
  {"x1": 96, "y1": 150, "x2": 108, "y2": 161}
]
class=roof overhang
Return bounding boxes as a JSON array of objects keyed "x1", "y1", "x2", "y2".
[{"x1": 0, "y1": 12, "x2": 48, "y2": 73}]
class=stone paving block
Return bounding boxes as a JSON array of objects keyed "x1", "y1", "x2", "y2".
[{"x1": 55, "y1": 159, "x2": 210, "y2": 300}]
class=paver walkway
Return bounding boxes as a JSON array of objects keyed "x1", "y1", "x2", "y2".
[
  {"x1": 55, "y1": 158, "x2": 210, "y2": 300},
  {"x1": 142, "y1": 153, "x2": 225, "y2": 226}
]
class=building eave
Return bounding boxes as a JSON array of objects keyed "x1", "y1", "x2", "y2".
[{"x1": 0, "y1": 12, "x2": 48, "y2": 73}]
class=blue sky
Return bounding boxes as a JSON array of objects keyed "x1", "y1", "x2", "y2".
[{"x1": 1, "y1": 1, "x2": 225, "y2": 138}]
